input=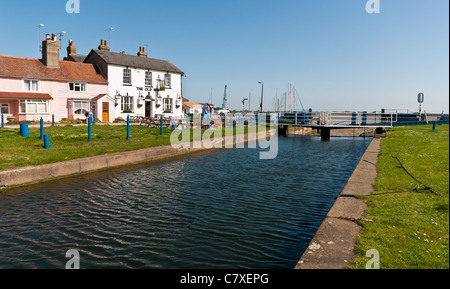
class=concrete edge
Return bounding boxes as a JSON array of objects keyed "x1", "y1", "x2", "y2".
[
  {"x1": 295, "y1": 137, "x2": 381, "y2": 269},
  {"x1": 0, "y1": 129, "x2": 276, "y2": 190}
]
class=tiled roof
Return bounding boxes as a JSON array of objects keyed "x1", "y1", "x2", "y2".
[
  {"x1": 0, "y1": 91, "x2": 53, "y2": 100},
  {"x1": 183, "y1": 102, "x2": 203, "y2": 109},
  {"x1": 88, "y1": 49, "x2": 184, "y2": 74},
  {"x1": 0, "y1": 55, "x2": 107, "y2": 84}
]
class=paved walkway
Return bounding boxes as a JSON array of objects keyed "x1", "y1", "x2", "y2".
[{"x1": 295, "y1": 137, "x2": 381, "y2": 269}]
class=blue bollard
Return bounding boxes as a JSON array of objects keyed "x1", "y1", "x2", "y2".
[
  {"x1": 432, "y1": 122, "x2": 437, "y2": 131},
  {"x1": 127, "y1": 115, "x2": 130, "y2": 141},
  {"x1": 160, "y1": 115, "x2": 164, "y2": 136},
  {"x1": 93, "y1": 114, "x2": 96, "y2": 125},
  {"x1": 1, "y1": 114, "x2": 4, "y2": 128},
  {"x1": 362, "y1": 111, "x2": 368, "y2": 125},
  {"x1": 351, "y1": 112, "x2": 357, "y2": 125},
  {"x1": 40, "y1": 118, "x2": 44, "y2": 140},
  {"x1": 172, "y1": 122, "x2": 176, "y2": 130},
  {"x1": 44, "y1": 134, "x2": 50, "y2": 149},
  {"x1": 52, "y1": 115, "x2": 55, "y2": 126},
  {"x1": 88, "y1": 117, "x2": 92, "y2": 142},
  {"x1": 20, "y1": 123, "x2": 29, "y2": 137}
]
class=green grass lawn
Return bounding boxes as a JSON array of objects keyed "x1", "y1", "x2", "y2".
[
  {"x1": 351, "y1": 124, "x2": 449, "y2": 269},
  {"x1": 0, "y1": 124, "x2": 266, "y2": 171}
]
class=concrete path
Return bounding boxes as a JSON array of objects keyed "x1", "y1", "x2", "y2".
[{"x1": 295, "y1": 137, "x2": 381, "y2": 269}]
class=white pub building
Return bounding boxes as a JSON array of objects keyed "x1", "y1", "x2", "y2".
[{"x1": 83, "y1": 41, "x2": 184, "y2": 120}]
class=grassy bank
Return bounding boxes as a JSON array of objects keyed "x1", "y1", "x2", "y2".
[
  {"x1": 0, "y1": 124, "x2": 264, "y2": 171},
  {"x1": 351, "y1": 125, "x2": 449, "y2": 269}
]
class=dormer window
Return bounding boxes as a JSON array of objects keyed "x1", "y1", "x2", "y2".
[
  {"x1": 23, "y1": 80, "x2": 39, "y2": 92},
  {"x1": 69, "y1": 82, "x2": 87, "y2": 92}
]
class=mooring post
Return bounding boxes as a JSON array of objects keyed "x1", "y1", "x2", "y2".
[
  {"x1": 40, "y1": 118, "x2": 44, "y2": 140},
  {"x1": 127, "y1": 115, "x2": 130, "y2": 140},
  {"x1": 44, "y1": 134, "x2": 50, "y2": 150},
  {"x1": 160, "y1": 115, "x2": 164, "y2": 136},
  {"x1": 88, "y1": 117, "x2": 92, "y2": 142},
  {"x1": 1, "y1": 114, "x2": 4, "y2": 128}
]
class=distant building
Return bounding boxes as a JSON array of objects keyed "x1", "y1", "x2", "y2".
[
  {"x1": 80, "y1": 40, "x2": 184, "y2": 119},
  {"x1": 183, "y1": 102, "x2": 204, "y2": 115},
  {"x1": 0, "y1": 34, "x2": 110, "y2": 123}
]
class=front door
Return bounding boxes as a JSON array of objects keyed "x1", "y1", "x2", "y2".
[
  {"x1": 102, "y1": 102, "x2": 109, "y2": 123},
  {"x1": 145, "y1": 101, "x2": 152, "y2": 118}
]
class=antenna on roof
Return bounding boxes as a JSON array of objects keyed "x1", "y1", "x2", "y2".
[
  {"x1": 105, "y1": 27, "x2": 114, "y2": 45},
  {"x1": 36, "y1": 24, "x2": 44, "y2": 53},
  {"x1": 57, "y1": 31, "x2": 66, "y2": 52}
]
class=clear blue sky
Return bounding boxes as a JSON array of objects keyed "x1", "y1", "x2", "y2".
[{"x1": 1, "y1": 0, "x2": 448, "y2": 113}]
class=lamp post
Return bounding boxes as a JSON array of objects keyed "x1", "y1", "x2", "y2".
[{"x1": 258, "y1": 81, "x2": 264, "y2": 113}]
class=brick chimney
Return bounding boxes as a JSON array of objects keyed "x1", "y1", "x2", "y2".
[
  {"x1": 137, "y1": 46, "x2": 148, "y2": 57},
  {"x1": 67, "y1": 39, "x2": 77, "y2": 58},
  {"x1": 98, "y1": 40, "x2": 110, "y2": 51},
  {"x1": 42, "y1": 33, "x2": 60, "y2": 69}
]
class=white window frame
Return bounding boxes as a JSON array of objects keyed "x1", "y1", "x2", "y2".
[
  {"x1": 19, "y1": 100, "x2": 49, "y2": 114},
  {"x1": 163, "y1": 97, "x2": 173, "y2": 113},
  {"x1": 121, "y1": 96, "x2": 134, "y2": 113},
  {"x1": 123, "y1": 69, "x2": 132, "y2": 85},
  {"x1": 23, "y1": 79, "x2": 40, "y2": 92},
  {"x1": 73, "y1": 101, "x2": 91, "y2": 115},
  {"x1": 69, "y1": 82, "x2": 87, "y2": 92},
  {"x1": 1, "y1": 103, "x2": 10, "y2": 114},
  {"x1": 145, "y1": 71, "x2": 152, "y2": 87},
  {"x1": 164, "y1": 74, "x2": 171, "y2": 89}
]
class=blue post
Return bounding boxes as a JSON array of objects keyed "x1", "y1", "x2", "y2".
[
  {"x1": 1, "y1": 114, "x2": 4, "y2": 128},
  {"x1": 44, "y1": 134, "x2": 50, "y2": 150},
  {"x1": 432, "y1": 122, "x2": 437, "y2": 131},
  {"x1": 127, "y1": 115, "x2": 130, "y2": 141},
  {"x1": 88, "y1": 117, "x2": 92, "y2": 142},
  {"x1": 172, "y1": 122, "x2": 176, "y2": 130},
  {"x1": 362, "y1": 111, "x2": 368, "y2": 125},
  {"x1": 93, "y1": 113, "x2": 96, "y2": 125},
  {"x1": 160, "y1": 115, "x2": 164, "y2": 136},
  {"x1": 52, "y1": 114, "x2": 55, "y2": 126},
  {"x1": 20, "y1": 123, "x2": 29, "y2": 137},
  {"x1": 40, "y1": 118, "x2": 44, "y2": 140},
  {"x1": 351, "y1": 112, "x2": 357, "y2": 125}
]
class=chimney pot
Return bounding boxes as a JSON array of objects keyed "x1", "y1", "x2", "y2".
[{"x1": 46, "y1": 34, "x2": 50, "y2": 40}]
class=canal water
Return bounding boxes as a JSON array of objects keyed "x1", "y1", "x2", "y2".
[{"x1": 0, "y1": 136, "x2": 372, "y2": 269}]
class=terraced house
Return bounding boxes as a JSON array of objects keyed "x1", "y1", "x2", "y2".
[{"x1": 0, "y1": 34, "x2": 110, "y2": 123}]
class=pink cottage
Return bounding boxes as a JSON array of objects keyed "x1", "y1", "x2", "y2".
[{"x1": 0, "y1": 34, "x2": 112, "y2": 123}]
